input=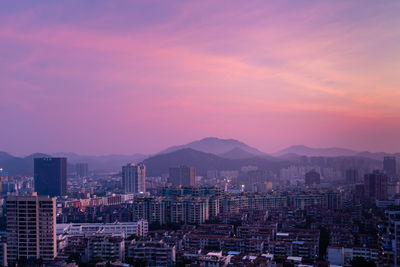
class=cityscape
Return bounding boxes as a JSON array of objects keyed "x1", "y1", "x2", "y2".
[
  {"x1": 1, "y1": 1, "x2": 400, "y2": 267},
  {"x1": 0, "y1": 137, "x2": 399, "y2": 266}
]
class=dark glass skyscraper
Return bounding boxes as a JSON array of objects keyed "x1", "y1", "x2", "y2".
[{"x1": 34, "y1": 157, "x2": 67, "y2": 197}]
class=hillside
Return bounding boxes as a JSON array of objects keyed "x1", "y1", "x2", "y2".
[
  {"x1": 144, "y1": 148, "x2": 288, "y2": 176},
  {"x1": 159, "y1": 137, "x2": 265, "y2": 156}
]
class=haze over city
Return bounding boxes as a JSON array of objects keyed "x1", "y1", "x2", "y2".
[
  {"x1": 2, "y1": 1, "x2": 400, "y2": 267},
  {"x1": 1, "y1": 0, "x2": 400, "y2": 156}
]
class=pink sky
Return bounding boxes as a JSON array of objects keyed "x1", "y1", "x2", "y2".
[{"x1": 0, "y1": 0, "x2": 400, "y2": 155}]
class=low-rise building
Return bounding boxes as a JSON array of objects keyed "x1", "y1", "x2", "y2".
[{"x1": 128, "y1": 240, "x2": 175, "y2": 267}]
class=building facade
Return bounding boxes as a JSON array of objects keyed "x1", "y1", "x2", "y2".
[
  {"x1": 169, "y1": 166, "x2": 196, "y2": 187},
  {"x1": 384, "y1": 156, "x2": 397, "y2": 178},
  {"x1": 364, "y1": 170, "x2": 388, "y2": 202},
  {"x1": 34, "y1": 157, "x2": 67, "y2": 197},
  {"x1": 305, "y1": 170, "x2": 320, "y2": 186},
  {"x1": 75, "y1": 163, "x2": 89, "y2": 178},
  {"x1": 57, "y1": 220, "x2": 148, "y2": 237},
  {"x1": 122, "y1": 163, "x2": 146, "y2": 194},
  {"x1": 6, "y1": 193, "x2": 57, "y2": 264}
]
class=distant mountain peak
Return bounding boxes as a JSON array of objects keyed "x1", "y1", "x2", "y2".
[
  {"x1": 159, "y1": 137, "x2": 265, "y2": 156},
  {"x1": 144, "y1": 147, "x2": 286, "y2": 176}
]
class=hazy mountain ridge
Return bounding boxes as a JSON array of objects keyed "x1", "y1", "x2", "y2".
[
  {"x1": 1, "y1": 138, "x2": 399, "y2": 175},
  {"x1": 52, "y1": 152, "x2": 147, "y2": 171},
  {"x1": 356, "y1": 151, "x2": 400, "y2": 161},
  {"x1": 274, "y1": 145, "x2": 358, "y2": 157},
  {"x1": 0, "y1": 151, "x2": 147, "y2": 175},
  {"x1": 0, "y1": 152, "x2": 52, "y2": 175},
  {"x1": 274, "y1": 145, "x2": 399, "y2": 160},
  {"x1": 144, "y1": 148, "x2": 289, "y2": 177},
  {"x1": 159, "y1": 137, "x2": 265, "y2": 156}
]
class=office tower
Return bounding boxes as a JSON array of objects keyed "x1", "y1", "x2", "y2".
[
  {"x1": 364, "y1": 170, "x2": 388, "y2": 201},
  {"x1": 169, "y1": 166, "x2": 196, "y2": 187},
  {"x1": 122, "y1": 163, "x2": 146, "y2": 194},
  {"x1": 346, "y1": 169, "x2": 358, "y2": 184},
  {"x1": 34, "y1": 157, "x2": 67, "y2": 197},
  {"x1": 305, "y1": 170, "x2": 320, "y2": 185},
  {"x1": 75, "y1": 163, "x2": 89, "y2": 178},
  {"x1": 384, "y1": 156, "x2": 397, "y2": 177},
  {"x1": 6, "y1": 193, "x2": 57, "y2": 264}
]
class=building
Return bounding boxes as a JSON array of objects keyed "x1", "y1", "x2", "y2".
[
  {"x1": 384, "y1": 156, "x2": 397, "y2": 178},
  {"x1": 87, "y1": 234, "x2": 125, "y2": 262},
  {"x1": 6, "y1": 193, "x2": 57, "y2": 264},
  {"x1": 185, "y1": 197, "x2": 210, "y2": 224},
  {"x1": 0, "y1": 242, "x2": 7, "y2": 267},
  {"x1": 122, "y1": 163, "x2": 146, "y2": 194},
  {"x1": 169, "y1": 166, "x2": 196, "y2": 187},
  {"x1": 57, "y1": 220, "x2": 148, "y2": 237},
  {"x1": 267, "y1": 241, "x2": 318, "y2": 260},
  {"x1": 34, "y1": 157, "x2": 67, "y2": 197},
  {"x1": 128, "y1": 240, "x2": 176, "y2": 267},
  {"x1": 346, "y1": 169, "x2": 358, "y2": 184},
  {"x1": 327, "y1": 246, "x2": 378, "y2": 266},
  {"x1": 381, "y1": 210, "x2": 400, "y2": 266},
  {"x1": 305, "y1": 170, "x2": 320, "y2": 186},
  {"x1": 364, "y1": 170, "x2": 388, "y2": 202},
  {"x1": 75, "y1": 163, "x2": 89, "y2": 178},
  {"x1": 182, "y1": 251, "x2": 232, "y2": 267}
]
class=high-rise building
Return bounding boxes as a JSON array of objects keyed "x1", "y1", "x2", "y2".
[
  {"x1": 384, "y1": 156, "x2": 397, "y2": 177},
  {"x1": 75, "y1": 163, "x2": 89, "y2": 178},
  {"x1": 305, "y1": 170, "x2": 320, "y2": 185},
  {"x1": 34, "y1": 157, "x2": 67, "y2": 197},
  {"x1": 6, "y1": 193, "x2": 57, "y2": 265},
  {"x1": 346, "y1": 169, "x2": 358, "y2": 184},
  {"x1": 364, "y1": 170, "x2": 388, "y2": 201},
  {"x1": 122, "y1": 163, "x2": 146, "y2": 194},
  {"x1": 169, "y1": 166, "x2": 196, "y2": 187}
]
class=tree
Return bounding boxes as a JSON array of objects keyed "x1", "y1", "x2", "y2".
[
  {"x1": 318, "y1": 227, "x2": 329, "y2": 260},
  {"x1": 350, "y1": 257, "x2": 376, "y2": 267}
]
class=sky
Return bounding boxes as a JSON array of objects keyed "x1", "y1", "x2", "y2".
[{"x1": 1, "y1": 0, "x2": 400, "y2": 156}]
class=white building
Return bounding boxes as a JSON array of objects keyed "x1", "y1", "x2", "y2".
[{"x1": 57, "y1": 219, "x2": 148, "y2": 238}]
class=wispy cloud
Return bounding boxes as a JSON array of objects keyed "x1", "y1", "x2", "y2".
[{"x1": 0, "y1": 0, "x2": 399, "y2": 154}]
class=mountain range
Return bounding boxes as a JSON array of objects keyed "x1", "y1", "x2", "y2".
[
  {"x1": 0, "y1": 137, "x2": 398, "y2": 175},
  {"x1": 158, "y1": 137, "x2": 265, "y2": 156},
  {"x1": 274, "y1": 145, "x2": 400, "y2": 161},
  {"x1": 144, "y1": 148, "x2": 288, "y2": 177}
]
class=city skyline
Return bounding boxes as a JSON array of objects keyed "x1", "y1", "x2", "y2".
[
  {"x1": 2, "y1": 2, "x2": 400, "y2": 266},
  {"x1": 1, "y1": 1, "x2": 400, "y2": 155}
]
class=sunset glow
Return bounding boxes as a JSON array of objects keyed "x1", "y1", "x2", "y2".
[{"x1": 1, "y1": 0, "x2": 400, "y2": 155}]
